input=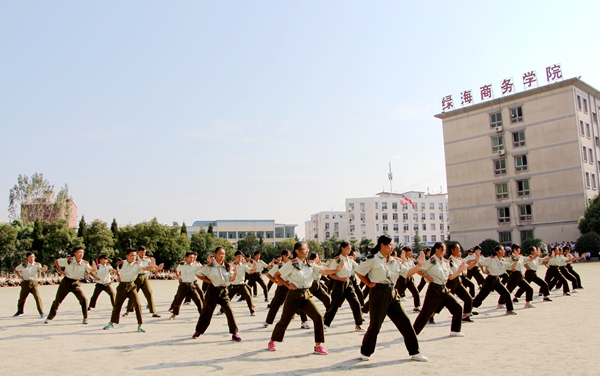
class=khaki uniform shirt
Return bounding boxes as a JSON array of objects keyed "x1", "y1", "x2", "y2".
[
  {"x1": 420, "y1": 255, "x2": 450, "y2": 285},
  {"x1": 278, "y1": 258, "x2": 320, "y2": 289},
  {"x1": 231, "y1": 263, "x2": 251, "y2": 285},
  {"x1": 448, "y1": 255, "x2": 465, "y2": 275},
  {"x1": 355, "y1": 252, "x2": 396, "y2": 284},
  {"x1": 15, "y1": 262, "x2": 43, "y2": 282},
  {"x1": 96, "y1": 264, "x2": 113, "y2": 285},
  {"x1": 57, "y1": 258, "x2": 91, "y2": 280},
  {"x1": 197, "y1": 262, "x2": 234, "y2": 287},
  {"x1": 330, "y1": 255, "x2": 356, "y2": 278},
  {"x1": 119, "y1": 261, "x2": 144, "y2": 282},
  {"x1": 137, "y1": 256, "x2": 153, "y2": 276},
  {"x1": 479, "y1": 257, "x2": 511, "y2": 276},
  {"x1": 250, "y1": 259, "x2": 268, "y2": 273},
  {"x1": 176, "y1": 262, "x2": 203, "y2": 283},
  {"x1": 525, "y1": 257, "x2": 539, "y2": 271}
]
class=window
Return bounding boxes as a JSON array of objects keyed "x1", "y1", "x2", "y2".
[
  {"x1": 510, "y1": 107, "x2": 523, "y2": 123},
  {"x1": 392, "y1": 202, "x2": 398, "y2": 210},
  {"x1": 403, "y1": 224, "x2": 409, "y2": 231},
  {"x1": 492, "y1": 135, "x2": 505, "y2": 152},
  {"x1": 404, "y1": 236, "x2": 410, "y2": 243},
  {"x1": 382, "y1": 224, "x2": 388, "y2": 232},
  {"x1": 498, "y1": 207, "x2": 510, "y2": 223},
  {"x1": 520, "y1": 230, "x2": 534, "y2": 243},
  {"x1": 422, "y1": 235, "x2": 427, "y2": 242},
  {"x1": 375, "y1": 213, "x2": 378, "y2": 220},
  {"x1": 421, "y1": 213, "x2": 426, "y2": 221},
  {"x1": 325, "y1": 223, "x2": 330, "y2": 230},
  {"x1": 430, "y1": 213, "x2": 435, "y2": 220},
  {"x1": 429, "y1": 203, "x2": 435, "y2": 210},
  {"x1": 499, "y1": 231, "x2": 512, "y2": 246},
  {"x1": 360, "y1": 213, "x2": 366, "y2": 221},
  {"x1": 325, "y1": 232, "x2": 330, "y2": 239},
  {"x1": 596, "y1": 137, "x2": 599, "y2": 147},
  {"x1": 494, "y1": 159, "x2": 507, "y2": 175},
  {"x1": 349, "y1": 214, "x2": 355, "y2": 222},
  {"x1": 393, "y1": 224, "x2": 399, "y2": 232},
  {"x1": 586, "y1": 172, "x2": 591, "y2": 188},
  {"x1": 516, "y1": 180, "x2": 530, "y2": 197},
  {"x1": 439, "y1": 203, "x2": 443, "y2": 210},
  {"x1": 348, "y1": 203, "x2": 354, "y2": 211},
  {"x1": 431, "y1": 224, "x2": 436, "y2": 231},
  {"x1": 376, "y1": 224, "x2": 379, "y2": 232},
  {"x1": 440, "y1": 223, "x2": 444, "y2": 231},
  {"x1": 361, "y1": 225, "x2": 366, "y2": 234},
  {"x1": 413, "y1": 213, "x2": 418, "y2": 221},
  {"x1": 593, "y1": 174, "x2": 597, "y2": 190},
  {"x1": 382, "y1": 213, "x2": 388, "y2": 221},
  {"x1": 375, "y1": 202, "x2": 378, "y2": 210},
  {"x1": 589, "y1": 149, "x2": 594, "y2": 164},
  {"x1": 403, "y1": 213, "x2": 408, "y2": 221},
  {"x1": 586, "y1": 123, "x2": 591, "y2": 138},
  {"x1": 496, "y1": 183, "x2": 509, "y2": 199},
  {"x1": 413, "y1": 224, "x2": 418, "y2": 231},
  {"x1": 583, "y1": 146, "x2": 588, "y2": 162},
  {"x1": 515, "y1": 155, "x2": 528, "y2": 172},
  {"x1": 392, "y1": 213, "x2": 398, "y2": 221},
  {"x1": 593, "y1": 112, "x2": 598, "y2": 124},
  {"x1": 577, "y1": 95, "x2": 582, "y2": 110},
  {"x1": 583, "y1": 98, "x2": 588, "y2": 113},
  {"x1": 580, "y1": 121, "x2": 585, "y2": 136},
  {"x1": 519, "y1": 205, "x2": 532, "y2": 221},
  {"x1": 402, "y1": 203, "x2": 408, "y2": 210},
  {"x1": 334, "y1": 222, "x2": 339, "y2": 230},
  {"x1": 512, "y1": 131, "x2": 525, "y2": 147},
  {"x1": 422, "y1": 223, "x2": 426, "y2": 231},
  {"x1": 439, "y1": 213, "x2": 444, "y2": 221},
  {"x1": 360, "y1": 202, "x2": 365, "y2": 211},
  {"x1": 382, "y1": 202, "x2": 388, "y2": 210},
  {"x1": 441, "y1": 235, "x2": 445, "y2": 241},
  {"x1": 421, "y1": 202, "x2": 425, "y2": 211},
  {"x1": 490, "y1": 112, "x2": 502, "y2": 128},
  {"x1": 393, "y1": 236, "x2": 399, "y2": 244},
  {"x1": 431, "y1": 235, "x2": 437, "y2": 242},
  {"x1": 349, "y1": 225, "x2": 355, "y2": 233}
]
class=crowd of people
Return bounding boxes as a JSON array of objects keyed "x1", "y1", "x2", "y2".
[{"x1": 9, "y1": 238, "x2": 589, "y2": 361}]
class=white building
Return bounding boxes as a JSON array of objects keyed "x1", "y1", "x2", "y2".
[
  {"x1": 344, "y1": 191, "x2": 449, "y2": 245},
  {"x1": 186, "y1": 220, "x2": 296, "y2": 246},
  {"x1": 305, "y1": 211, "x2": 347, "y2": 243}
]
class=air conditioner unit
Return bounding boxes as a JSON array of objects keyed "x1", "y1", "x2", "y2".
[
  {"x1": 498, "y1": 149, "x2": 506, "y2": 156},
  {"x1": 495, "y1": 125, "x2": 503, "y2": 133},
  {"x1": 349, "y1": 232, "x2": 354, "y2": 235}
]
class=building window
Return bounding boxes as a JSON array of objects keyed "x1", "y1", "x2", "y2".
[
  {"x1": 586, "y1": 172, "x2": 591, "y2": 188},
  {"x1": 430, "y1": 213, "x2": 435, "y2": 220},
  {"x1": 492, "y1": 135, "x2": 505, "y2": 152},
  {"x1": 429, "y1": 203, "x2": 435, "y2": 210},
  {"x1": 440, "y1": 223, "x2": 444, "y2": 231},
  {"x1": 519, "y1": 205, "x2": 532, "y2": 221},
  {"x1": 520, "y1": 230, "x2": 534, "y2": 243},
  {"x1": 394, "y1": 236, "x2": 400, "y2": 244},
  {"x1": 490, "y1": 112, "x2": 502, "y2": 128},
  {"x1": 413, "y1": 224, "x2": 418, "y2": 231},
  {"x1": 586, "y1": 123, "x2": 591, "y2": 138},
  {"x1": 421, "y1": 202, "x2": 426, "y2": 211},
  {"x1": 325, "y1": 232, "x2": 331, "y2": 239},
  {"x1": 498, "y1": 207, "x2": 510, "y2": 223},
  {"x1": 496, "y1": 183, "x2": 509, "y2": 199},
  {"x1": 422, "y1": 235, "x2": 427, "y2": 242},
  {"x1": 499, "y1": 231, "x2": 512, "y2": 246},
  {"x1": 589, "y1": 149, "x2": 594, "y2": 164},
  {"x1": 431, "y1": 235, "x2": 437, "y2": 242},
  {"x1": 421, "y1": 213, "x2": 426, "y2": 221},
  {"x1": 583, "y1": 98, "x2": 588, "y2": 113},
  {"x1": 510, "y1": 107, "x2": 523, "y2": 123},
  {"x1": 577, "y1": 95, "x2": 582, "y2": 110},
  {"x1": 441, "y1": 235, "x2": 445, "y2": 241},
  {"x1": 515, "y1": 155, "x2": 528, "y2": 172},
  {"x1": 512, "y1": 131, "x2": 525, "y2": 147},
  {"x1": 382, "y1": 213, "x2": 388, "y2": 221},
  {"x1": 439, "y1": 213, "x2": 444, "y2": 221},
  {"x1": 349, "y1": 214, "x2": 355, "y2": 223},
  {"x1": 393, "y1": 224, "x2": 399, "y2": 232},
  {"x1": 382, "y1": 224, "x2": 388, "y2": 232},
  {"x1": 392, "y1": 213, "x2": 398, "y2": 221},
  {"x1": 583, "y1": 146, "x2": 588, "y2": 162},
  {"x1": 494, "y1": 159, "x2": 507, "y2": 175},
  {"x1": 403, "y1": 213, "x2": 408, "y2": 221},
  {"x1": 404, "y1": 235, "x2": 410, "y2": 243},
  {"x1": 392, "y1": 202, "x2": 398, "y2": 210},
  {"x1": 413, "y1": 213, "x2": 418, "y2": 221},
  {"x1": 349, "y1": 225, "x2": 355, "y2": 233},
  {"x1": 580, "y1": 121, "x2": 585, "y2": 136},
  {"x1": 361, "y1": 225, "x2": 366, "y2": 234},
  {"x1": 517, "y1": 180, "x2": 530, "y2": 197},
  {"x1": 348, "y1": 203, "x2": 354, "y2": 211},
  {"x1": 431, "y1": 224, "x2": 436, "y2": 231},
  {"x1": 439, "y1": 203, "x2": 443, "y2": 210},
  {"x1": 334, "y1": 222, "x2": 339, "y2": 230},
  {"x1": 360, "y1": 213, "x2": 366, "y2": 222},
  {"x1": 403, "y1": 224, "x2": 409, "y2": 231},
  {"x1": 360, "y1": 202, "x2": 365, "y2": 211},
  {"x1": 325, "y1": 223, "x2": 330, "y2": 230},
  {"x1": 382, "y1": 202, "x2": 388, "y2": 210},
  {"x1": 375, "y1": 202, "x2": 378, "y2": 210},
  {"x1": 375, "y1": 213, "x2": 378, "y2": 220},
  {"x1": 593, "y1": 112, "x2": 598, "y2": 124},
  {"x1": 422, "y1": 223, "x2": 426, "y2": 231},
  {"x1": 593, "y1": 174, "x2": 597, "y2": 190}
]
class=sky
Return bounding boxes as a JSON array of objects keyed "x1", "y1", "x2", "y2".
[{"x1": 2, "y1": 1, "x2": 600, "y2": 239}]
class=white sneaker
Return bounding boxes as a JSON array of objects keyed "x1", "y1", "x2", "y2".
[
  {"x1": 449, "y1": 331, "x2": 465, "y2": 337},
  {"x1": 323, "y1": 325, "x2": 329, "y2": 332},
  {"x1": 359, "y1": 354, "x2": 370, "y2": 361},
  {"x1": 300, "y1": 322, "x2": 310, "y2": 329},
  {"x1": 524, "y1": 303, "x2": 536, "y2": 308},
  {"x1": 262, "y1": 322, "x2": 269, "y2": 328},
  {"x1": 497, "y1": 304, "x2": 506, "y2": 309},
  {"x1": 572, "y1": 289, "x2": 579, "y2": 293},
  {"x1": 411, "y1": 353, "x2": 428, "y2": 362}
]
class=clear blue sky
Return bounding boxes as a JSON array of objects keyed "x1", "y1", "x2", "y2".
[{"x1": 2, "y1": 1, "x2": 599, "y2": 238}]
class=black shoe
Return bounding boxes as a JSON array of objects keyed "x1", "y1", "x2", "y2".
[
  {"x1": 462, "y1": 316, "x2": 474, "y2": 322},
  {"x1": 152, "y1": 313, "x2": 161, "y2": 318},
  {"x1": 88, "y1": 307, "x2": 92, "y2": 311},
  {"x1": 192, "y1": 331, "x2": 200, "y2": 339},
  {"x1": 538, "y1": 292, "x2": 543, "y2": 296},
  {"x1": 237, "y1": 297, "x2": 244, "y2": 302},
  {"x1": 428, "y1": 317, "x2": 435, "y2": 324},
  {"x1": 267, "y1": 304, "x2": 270, "y2": 308},
  {"x1": 543, "y1": 297, "x2": 552, "y2": 302},
  {"x1": 471, "y1": 311, "x2": 479, "y2": 316},
  {"x1": 413, "y1": 308, "x2": 421, "y2": 312},
  {"x1": 512, "y1": 298, "x2": 519, "y2": 303}
]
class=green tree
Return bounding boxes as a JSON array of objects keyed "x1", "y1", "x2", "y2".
[
  {"x1": 181, "y1": 222, "x2": 188, "y2": 236},
  {"x1": 8, "y1": 173, "x2": 72, "y2": 224},
  {"x1": 238, "y1": 232, "x2": 259, "y2": 255},
  {"x1": 83, "y1": 219, "x2": 116, "y2": 261},
  {"x1": 479, "y1": 238, "x2": 500, "y2": 257},
  {"x1": 306, "y1": 240, "x2": 324, "y2": 258},
  {"x1": 0, "y1": 223, "x2": 18, "y2": 272},
  {"x1": 358, "y1": 238, "x2": 374, "y2": 256},
  {"x1": 207, "y1": 223, "x2": 214, "y2": 237},
  {"x1": 578, "y1": 195, "x2": 600, "y2": 235},
  {"x1": 521, "y1": 238, "x2": 547, "y2": 254},
  {"x1": 412, "y1": 231, "x2": 424, "y2": 253},
  {"x1": 321, "y1": 236, "x2": 343, "y2": 259},
  {"x1": 77, "y1": 216, "x2": 87, "y2": 238},
  {"x1": 575, "y1": 232, "x2": 600, "y2": 258},
  {"x1": 277, "y1": 238, "x2": 297, "y2": 253}
]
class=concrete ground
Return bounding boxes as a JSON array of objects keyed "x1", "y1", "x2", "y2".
[{"x1": 1, "y1": 262, "x2": 599, "y2": 376}]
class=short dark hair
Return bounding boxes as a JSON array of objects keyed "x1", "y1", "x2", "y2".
[
  {"x1": 234, "y1": 250, "x2": 243, "y2": 257},
  {"x1": 73, "y1": 246, "x2": 84, "y2": 253},
  {"x1": 511, "y1": 244, "x2": 521, "y2": 250},
  {"x1": 245, "y1": 254, "x2": 251, "y2": 258},
  {"x1": 26, "y1": 251, "x2": 34, "y2": 258},
  {"x1": 138, "y1": 245, "x2": 146, "y2": 251},
  {"x1": 99, "y1": 255, "x2": 108, "y2": 260},
  {"x1": 253, "y1": 251, "x2": 261, "y2": 256},
  {"x1": 214, "y1": 247, "x2": 224, "y2": 254},
  {"x1": 126, "y1": 248, "x2": 137, "y2": 255},
  {"x1": 185, "y1": 251, "x2": 196, "y2": 258},
  {"x1": 309, "y1": 252, "x2": 318, "y2": 261}
]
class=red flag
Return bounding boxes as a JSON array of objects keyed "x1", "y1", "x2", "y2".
[
  {"x1": 404, "y1": 196, "x2": 415, "y2": 206},
  {"x1": 400, "y1": 200, "x2": 406, "y2": 205}
]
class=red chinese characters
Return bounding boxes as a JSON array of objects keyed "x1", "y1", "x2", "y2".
[
  {"x1": 501, "y1": 78, "x2": 515, "y2": 95},
  {"x1": 460, "y1": 90, "x2": 473, "y2": 105},
  {"x1": 442, "y1": 95, "x2": 454, "y2": 111},
  {"x1": 480, "y1": 84, "x2": 493, "y2": 100},
  {"x1": 522, "y1": 71, "x2": 538, "y2": 88},
  {"x1": 546, "y1": 64, "x2": 562, "y2": 82}
]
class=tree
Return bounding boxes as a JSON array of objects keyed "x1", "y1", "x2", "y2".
[
  {"x1": 181, "y1": 222, "x2": 187, "y2": 236},
  {"x1": 237, "y1": 232, "x2": 260, "y2": 255},
  {"x1": 83, "y1": 219, "x2": 116, "y2": 261},
  {"x1": 110, "y1": 218, "x2": 119, "y2": 238},
  {"x1": 306, "y1": 240, "x2": 323, "y2": 258},
  {"x1": 77, "y1": 216, "x2": 87, "y2": 238},
  {"x1": 207, "y1": 223, "x2": 214, "y2": 237},
  {"x1": 479, "y1": 238, "x2": 499, "y2": 257},
  {"x1": 8, "y1": 173, "x2": 73, "y2": 224},
  {"x1": 575, "y1": 232, "x2": 600, "y2": 258},
  {"x1": 412, "y1": 231, "x2": 424, "y2": 253},
  {"x1": 321, "y1": 236, "x2": 343, "y2": 259},
  {"x1": 0, "y1": 223, "x2": 18, "y2": 273},
  {"x1": 358, "y1": 238, "x2": 374, "y2": 256},
  {"x1": 521, "y1": 238, "x2": 547, "y2": 254},
  {"x1": 578, "y1": 195, "x2": 600, "y2": 235}
]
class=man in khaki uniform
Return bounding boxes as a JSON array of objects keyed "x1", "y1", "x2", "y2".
[
  {"x1": 14, "y1": 252, "x2": 47, "y2": 318},
  {"x1": 89, "y1": 254, "x2": 116, "y2": 310},
  {"x1": 125, "y1": 246, "x2": 160, "y2": 318}
]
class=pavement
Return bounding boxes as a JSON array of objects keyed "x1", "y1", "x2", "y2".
[{"x1": 1, "y1": 262, "x2": 599, "y2": 375}]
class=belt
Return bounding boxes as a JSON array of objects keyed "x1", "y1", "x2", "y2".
[
  {"x1": 211, "y1": 285, "x2": 228, "y2": 289},
  {"x1": 292, "y1": 287, "x2": 309, "y2": 292},
  {"x1": 373, "y1": 283, "x2": 394, "y2": 288}
]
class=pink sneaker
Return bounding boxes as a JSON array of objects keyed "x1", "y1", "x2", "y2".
[
  {"x1": 314, "y1": 345, "x2": 328, "y2": 355},
  {"x1": 267, "y1": 342, "x2": 277, "y2": 351}
]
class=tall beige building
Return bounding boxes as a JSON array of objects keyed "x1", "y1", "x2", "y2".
[{"x1": 435, "y1": 77, "x2": 600, "y2": 248}]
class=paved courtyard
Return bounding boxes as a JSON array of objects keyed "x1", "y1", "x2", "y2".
[{"x1": 1, "y1": 262, "x2": 599, "y2": 375}]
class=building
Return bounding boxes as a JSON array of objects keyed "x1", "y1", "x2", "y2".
[
  {"x1": 186, "y1": 220, "x2": 296, "y2": 246},
  {"x1": 344, "y1": 191, "x2": 449, "y2": 245},
  {"x1": 435, "y1": 77, "x2": 600, "y2": 248},
  {"x1": 20, "y1": 192, "x2": 78, "y2": 229},
  {"x1": 305, "y1": 211, "x2": 347, "y2": 243}
]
